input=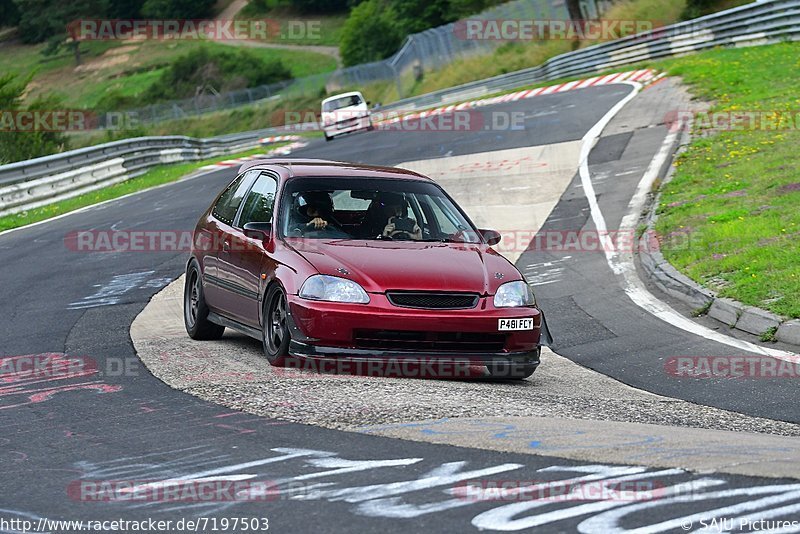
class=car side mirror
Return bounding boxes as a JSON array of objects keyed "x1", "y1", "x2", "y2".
[
  {"x1": 480, "y1": 229, "x2": 502, "y2": 246},
  {"x1": 366, "y1": 100, "x2": 371, "y2": 106},
  {"x1": 243, "y1": 222, "x2": 272, "y2": 241}
]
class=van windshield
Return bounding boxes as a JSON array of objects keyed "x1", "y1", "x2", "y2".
[{"x1": 322, "y1": 95, "x2": 363, "y2": 112}]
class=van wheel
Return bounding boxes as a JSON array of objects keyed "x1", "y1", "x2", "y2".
[{"x1": 324, "y1": 134, "x2": 333, "y2": 142}]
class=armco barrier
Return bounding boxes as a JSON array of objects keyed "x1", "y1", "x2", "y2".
[{"x1": 0, "y1": 129, "x2": 288, "y2": 217}]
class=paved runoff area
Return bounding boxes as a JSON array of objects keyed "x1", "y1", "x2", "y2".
[{"x1": 132, "y1": 140, "x2": 800, "y2": 481}]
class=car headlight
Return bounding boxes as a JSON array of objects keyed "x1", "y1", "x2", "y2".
[
  {"x1": 299, "y1": 275, "x2": 370, "y2": 304},
  {"x1": 493, "y1": 280, "x2": 536, "y2": 308}
]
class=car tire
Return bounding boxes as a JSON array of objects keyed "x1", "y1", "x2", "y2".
[
  {"x1": 184, "y1": 260, "x2": 225, "y2": 340},
  {"x1": 366, "y1": 122, "x2": 374, "y2": 132},
  {"x1": 324, "y1": 133, "x2": 332, "y2": 142},
  {"x1": 486, "y1": 348, "x2": 539, "y2": 380},
  {"x1": 262, "y1": 284, "x2": 291, "y2": 366}
]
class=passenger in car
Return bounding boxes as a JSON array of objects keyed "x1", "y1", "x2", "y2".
[{"x1": 290, "y1": 191, "x2": 340, "y2": 234}]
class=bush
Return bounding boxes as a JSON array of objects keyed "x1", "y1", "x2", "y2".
[
  {"x1": 140, "y1": 0, "x2": 215, "y2": 18},
  {"x1": 681, "y1": 0, "x2": 727, "y2": 19},
  {"x1": 0, "y1": 74, "x2": 69, "y2": 164},
  {"x1": 0, "y1": 0, "x2": 20, "y2": 26},
  {"x1": 340, "y1": 0, "x2": 403, "y2": 66},
  {"x1": 142, "y1": 47, "x2": 292, "y2": 102},
  {"x1": 15, "y1": 0, "x2": 110, "y2": 45}
]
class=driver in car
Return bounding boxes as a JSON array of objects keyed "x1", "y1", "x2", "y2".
[
  {"x1": 380, "y1": 193, "x2": 422, "y2": 240},
  {"x1": 290, "y1": 191, "x2": 339, "y2": 235}
]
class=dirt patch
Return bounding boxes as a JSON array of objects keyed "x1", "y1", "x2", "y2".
[
  {"x1": 75, "y1": 53, "x2": 131, "y2": 72},
  {"x1": 105, "y1": 44, "x2": 140, "y2": 56},
  {"x1": 779, "y1": 182, "x2": 800, "y2": 193},
  {"x1": 722, "y1": 189, "x2": 748, "y2": 198}
]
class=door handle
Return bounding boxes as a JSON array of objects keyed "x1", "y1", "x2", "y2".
[{"x1": 222, "y1": 240, "x2": 230, "y2": 252}]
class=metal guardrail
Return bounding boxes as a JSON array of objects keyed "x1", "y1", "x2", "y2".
[
  {"x1": 0, "y1": 128, "x2": 289, "y2": 217},
  {"x1": 2, "y1": 0, "x2": 798, "y2": 216}
]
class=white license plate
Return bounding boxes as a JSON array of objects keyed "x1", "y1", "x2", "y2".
[{"x1": 498, "y1": 318, "x2": 534, "y2": 331}]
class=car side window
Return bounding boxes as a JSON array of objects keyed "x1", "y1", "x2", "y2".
[
  {"x1": 212, "y1": 171, "x2": 258, "y2": 225},
  {"x1": 239, "y1": 173, "x2": 278, "y2": 227}
]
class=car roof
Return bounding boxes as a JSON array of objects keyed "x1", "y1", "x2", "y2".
[
  {"x1": 321, "y1": 91, "x2": 363, "y2": 103},
  {"x1": 238, "y1": 158, "x2": 432, "y2": 182}
]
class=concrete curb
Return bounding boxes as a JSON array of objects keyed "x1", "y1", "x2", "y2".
[{"x1": 636, "y1": 126, "x2": 800, "y2": 347}]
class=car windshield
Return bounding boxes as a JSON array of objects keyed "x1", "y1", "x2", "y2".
[
  {"x1": 280, "y1": 177, "x2": 482, "y2": 243},
  {"x1": 322, "y1": 95, "x2": 363, "y2": 112}
]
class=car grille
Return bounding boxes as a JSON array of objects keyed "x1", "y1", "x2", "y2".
[
  {"x1": 386, "y1": 291, "x2": 479, "y2": 310},
  {"x1": 353, "y1": 330, "x2": 507, "y2": 353}
]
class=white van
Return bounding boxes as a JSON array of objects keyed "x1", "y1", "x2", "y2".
[{"x1": 320, "y1": 91, "x2": 373, "y2": 141}]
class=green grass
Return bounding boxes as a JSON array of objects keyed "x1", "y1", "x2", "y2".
[
  {"x1": 0, "y1": 146, "x2": 283, "y2": 232},
  {"x1": 653, "y1": 42, "x2": 800, "y2": 318},
  {"x1": 3, "y1": 39, "x2": 337, "y2": 109},
  {"x1": 237, "y1": 5, "x2": 347, "y2": 46}
]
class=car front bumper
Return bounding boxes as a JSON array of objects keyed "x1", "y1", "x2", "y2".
[
  {"x1": 322, "y1": 115, "x2": 372, "y2": 136},
  {"x1": 285, "y1": 293, "x2": 551, "y2": 366}
]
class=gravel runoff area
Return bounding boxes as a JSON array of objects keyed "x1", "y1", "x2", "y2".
[{"x1": 131, "y1": 276, "x2": 800, "y2": 437}]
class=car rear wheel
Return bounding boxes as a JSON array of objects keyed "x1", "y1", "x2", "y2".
[
  {"x1": 184, "y1": 261, "x2": 225, "y2": 340},
  {"x1": 263, "y1": 285, "x2": 291, "y2": 366}
]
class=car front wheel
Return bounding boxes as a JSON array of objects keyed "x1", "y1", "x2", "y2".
[
  {"x1": 263, "y1": 284, "x2": 291, "y2": 366},
  {"x1": 184, "y1": 260, "x2": 225, "y2": 340}
]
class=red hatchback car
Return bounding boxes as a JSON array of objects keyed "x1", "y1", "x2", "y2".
[{"x1": 184, "y1": 159, "x2": 552, "y2": 379}]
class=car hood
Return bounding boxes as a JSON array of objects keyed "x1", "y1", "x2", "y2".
[{"x1": 286, "y1": 239, "x2": 520, "y2": 295}]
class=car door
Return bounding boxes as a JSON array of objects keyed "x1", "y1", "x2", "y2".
[
  {"x1": 205, "y1": 170, "x2": 259, "y2": 318},
  {"x1": 217, "y1": 171, "x2": 280, "y2": 327}
]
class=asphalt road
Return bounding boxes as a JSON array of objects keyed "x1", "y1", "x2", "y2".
[{"x1": 2, "y1": 84, "x2": 800, "y2": 532}]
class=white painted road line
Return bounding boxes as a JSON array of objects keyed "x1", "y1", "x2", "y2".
[{"x1": 578, "y1": 81, "x2": 799, "y2": 363}]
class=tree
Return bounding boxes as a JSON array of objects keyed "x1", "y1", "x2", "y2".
[
  {"x1": 0, "y1": 0, "x2": 20, "y2": 27},
  {"x1": 15, "y1": 0, "x2": 108, "y2": 65},
  {"x1": 284, "y1": 0, "x2": 349, "y2": 13},
  {"x1": 107, "y1": 0, "x2": 145, "y2": 18},
  {"x1": 140, "y1": 0, "x2": 215, "y2": 18},
  {"x1": 392, "y1": 0, "x2": 450, "y2": 34},
  {"x1": 339, "y1": 0, "x2": 403, "y2": 66}
]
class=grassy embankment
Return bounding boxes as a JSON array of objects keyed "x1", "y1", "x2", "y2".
[{"x1": 653, "y1": 42, "x2": 800, "y2": 319}]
